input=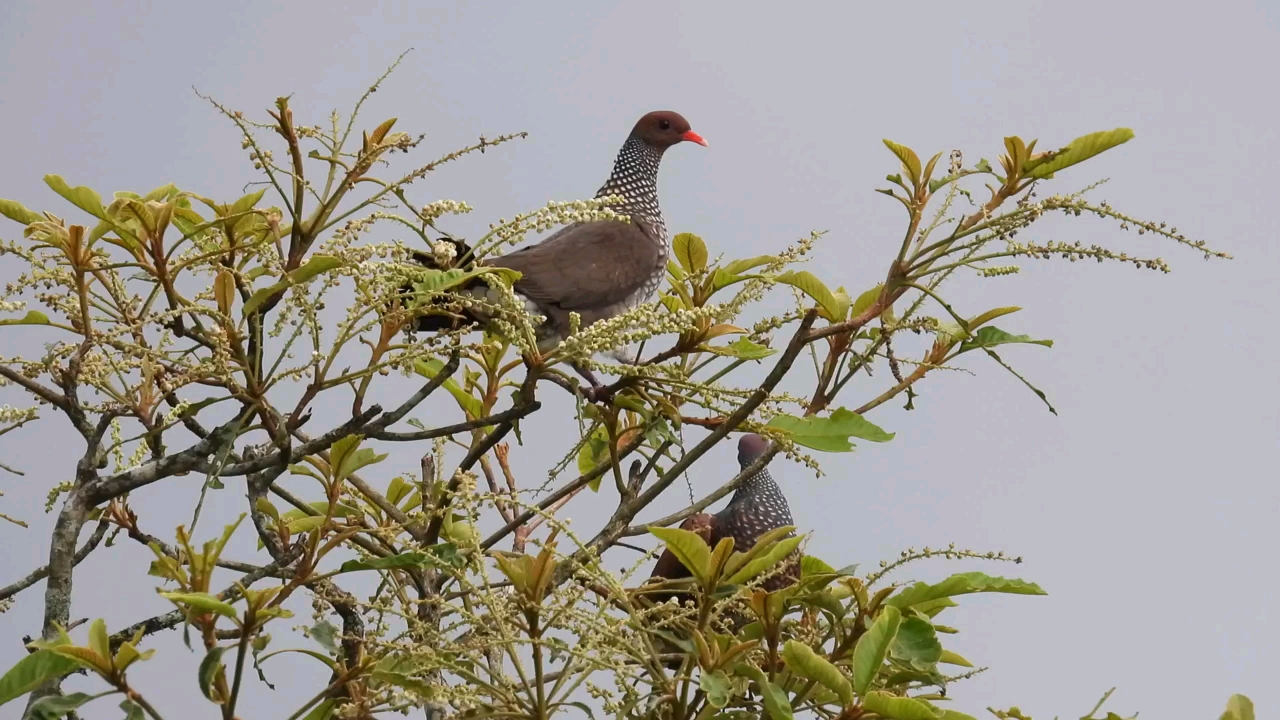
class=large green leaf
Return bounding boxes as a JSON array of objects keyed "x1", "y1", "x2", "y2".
[
  {"x1": 0, "y1": 199, "x2": 42, "y2": 226},
  {"x1": 782, "y1": 640, "x2": 852, "y2": 706},
  {"x1": 892, "y1": 616, "x2": 942, "y2": 670},
  {"x1": 852, "y1": 606, "x2": 901, "y2": 695},
  {"x1": 958, "y1": 326, "x2": 1052, "y2": 354},
  {"x1": 862, "y1": 692, "x2": 943, "y2": 720},
  {"x1": 776, "y1": 270, "x2": 846, "y2": 321},
  {"x1": 0, "y1": 650, "x2": 79, "y2": 706},
  {"x1": 673, "y1": 232, "x2": 709, "y2": 273},
  {"x1": 649, "y1": 527, "x2": 712, "y2": 585},
  {"x1": 766, "y1": 407, "x2": 894, "y2": 452},
  {"x1": 1023, "y1": 128, "x2": 1135, "y2": 180},
  {"x1": 885, "y1": 572, "x2": 1046, "y2": 609},
  {"x1": 43, "y1": 175, "x2": 105, "y2": 219}
]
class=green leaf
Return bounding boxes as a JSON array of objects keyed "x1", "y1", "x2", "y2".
[
  {"x1": 413, "y1": 359, "x2": 483, "y2": 420},
  {"x1": 775, "y1": 270, "x2": 846, "y2": 321},
  {"x1": 958, "y1": 326, "x2": 1052, "y2": 354},
  {"x1": 938, "y1": 710, "x2": 979, "y2": 720},
  {"x1": 338, "y1": 548, "x2": 459, "y2": 573},
  {"x1": 650, "y1": 526, "x2": 713, "y2": 585},
  {"x1": 576, "y1": 424, "x2": 611, "y2": 490},
  {"x1": 160, "y1": 591, "x2": 238, "y2": 618},
  {"x1": 0, "y1": 198, "x2": 43, "y2": 226},
  {"x1": 721, "y1": 255, "x2": 776, "y2": 276},
  {"x1": 852, "y1": 605, "x2": 900, "y2": 695},
  {"x1": 308, "y1": 621, "x2": 340, "y2": 654},
  {"x1": 967, "y1": 306, "x2": 1020, "y2": 330},
  {"x1": 1023, "y1": 128, "x2": 1135, "y2": 180},
  {"x1": 87, "y1": 619, "x2": 110, "y2": 670},
  {"x1": 1220, "y1": 694, "x2": 1255, "y2": 720},
  {"x1": 286, "y1": 515, "x2": 326, "y2": 534},
  {"x1": 198, "y1": 646, "x2": 225, "y2": 701},
  {"x1": 673, "y1": 232, "x2": 709, "y2": 273},
  {"x1": 43, "y1": 175, "x2": 105, "y2": 219},
  {"x1": 725, "y1": 535, "x2": 802, "y2": 585},
  {"x1": 701, "y1": 669, "x2": 733, "y2": 708},
  {"x1": 782, "y1": 640, "x2": 852, "y2": 706},
  {"x1": 120, "y1": 698, "x2": 146, "y2": 720},
  {"x1": 886, "y1": 572, "x2": 1047, "y2": 609},
  {"x1": 766, "y1": 407, "x2": 894, "y2": 453},
  {"x1": 0, "y1": 311, "x2": 52, "y2": 327},
  {"x1": 850, "y1": 284, "x2": 884, "y2": 319},
  {"x1": 892, "y1": 616, "x2": 942, "y2": 670},
  {"x1": 242, "y1": 255, "x2": 344, "y2": 316},
  {"x1": 883, "y1": 140, "x2": 923, "y2": 187},
  {"x1": 705, "y1": 337, "x2": 776, "y2": 360},
  {"x1": 737, "y1": 664, "x2": 793, "y2": 720},
  {"x1": 863, "y1": 692, "x2": 945, "y2": 720},
  {"x1": 26, "y1": 692, "x2": 97, "y2": 719},
  {"x1": 938, "y1": 649, "x2": 973, "y2": 667},
  {"x1": 0, "y1": 650, "x2": 79, "y2": 706}
]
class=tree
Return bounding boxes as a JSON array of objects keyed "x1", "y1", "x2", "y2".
[{"x1": 0, "y1": 57, "x2": 1247, "y2": 719}]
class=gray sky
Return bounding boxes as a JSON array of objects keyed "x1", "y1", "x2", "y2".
[{"x1": 1, "y1": 1, "x2": 1277, "y2": 718}]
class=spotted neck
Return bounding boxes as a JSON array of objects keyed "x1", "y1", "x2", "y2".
[
  {"x1": 595, "y1": 135, "x2": 667, "y2": 243},
  {"x1": 729, "y1": 467, "x2": 793, "y2": 520}
]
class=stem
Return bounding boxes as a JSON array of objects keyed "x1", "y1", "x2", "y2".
[{"x1": 223, "y1": 612, "x2": 254, "y2": 720}]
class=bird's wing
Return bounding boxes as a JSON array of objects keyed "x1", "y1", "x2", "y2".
[{"x1": 485, "y1": 219, "x2": 664, "y2": 314}]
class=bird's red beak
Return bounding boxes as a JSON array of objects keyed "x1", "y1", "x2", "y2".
[{"x1": 681, "y1": 130, "x2": 708, "y2": 147}]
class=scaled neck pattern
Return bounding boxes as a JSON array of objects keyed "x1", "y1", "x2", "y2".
[
  {"x1": 725, "y1": 467, "x2": 794, "y2": 526},
  {"x1": 595, "y1": 135, "x2": 668, "y2": 248}
]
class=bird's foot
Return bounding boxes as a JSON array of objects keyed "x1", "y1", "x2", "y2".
[{"x1": 583, "y1": 382, "x2": 615, "y2": 404}]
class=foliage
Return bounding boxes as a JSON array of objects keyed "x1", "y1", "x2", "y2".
[{"x1": 0, "y1": 54, "x2": 1241, "y2": 719}]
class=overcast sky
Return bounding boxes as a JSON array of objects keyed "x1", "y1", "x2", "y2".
[{"x1": 1, "y1": 1, "x2": 1277, "y2": 718}]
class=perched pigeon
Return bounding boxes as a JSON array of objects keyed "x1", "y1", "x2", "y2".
[
  {"x1": 408, "y1": 111, "x2": 706, "y2": 390},
  {"x1": 647, "y1": 433, "x2": 798, "y2": 602}
]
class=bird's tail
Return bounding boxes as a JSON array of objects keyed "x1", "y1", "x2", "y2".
[{"x1": 398, "y1": 237, "x2": 487, "y2": 333}]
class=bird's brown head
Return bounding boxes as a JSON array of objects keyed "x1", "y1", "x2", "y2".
[
  {"x1": 629, "y1": 111, "x2": 708, "y2": 150},
  {"x1": 737, "y1": 433, "x2": 770, "y2": 468}
]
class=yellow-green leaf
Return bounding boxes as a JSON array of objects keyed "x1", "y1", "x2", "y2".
[
  {"x1": 766, "y1": 407, "x2": 894, "y2": 453},
  {"x1": 650, "y1": 526, "x2": 713, "y2": 585},
  {"x1": 938, "y1": 649, "x2": 973, "y2": 667},
  {"x1": 776, "y1": 271, "x2": 844, "y2": 321},
  {"x1": 782, "y1": 640, "x2": 852, "y2": 706},
  {"x1": 160, "y1": 591, "x2": 238, "y2": 619},
  {"x1": 883, "y1": 140, "x2": 923, "y2": 187},
  {"x1": 886, "y1": 572, "x2": 1046, "y2": 609},
  {"x1": 0, "y1": 311, "x2": 51, "y2": 327},
  {"x1": 1023, "y1": 128, "x2": 1135, "y2": 180},
  {"x1": 86, "y1": 619, "x2": 110, "y2": 670},
  {"x1": 0, "y1": 198, "x2": 42, "y2": 226},
  {"x1": 852, "y1": 606, "x2": 900, "y2": 695},
  {"x1": 198, "y1": 646, "x2": 226, "y2": 702},
  {"x1": 286, "y1": 515, "x2": 326, "y2": 535},
  {"x1": 0, "y1": 650, "x2": 79, "y2": 706},
  {"x1": 1220, "y1": 694, "x2": 1255, "y2": 720},
  {"x1": 43, "y1": 175, "x2": 105, "y2": 219},
  {"x1": 725, "y1": 534, "x2": 802, "y2": 585},
  {"x1": 673, "y1": 232, "x2": 709, "y2": 273},
  {"x1": 862, "y1": 692, "x2": 943, "y2": 720},
  {"x1": 850, "y1": 284, "x2": 884, "y2": 319}
]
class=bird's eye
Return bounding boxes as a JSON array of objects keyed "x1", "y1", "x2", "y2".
[{"x1": 659, "y1": 119, "x2": 671, "y2": 130}]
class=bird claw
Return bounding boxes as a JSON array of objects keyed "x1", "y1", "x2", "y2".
[{"x1": 583, "y1": 383, "x2": 615, "y2": 404}]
